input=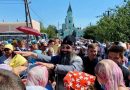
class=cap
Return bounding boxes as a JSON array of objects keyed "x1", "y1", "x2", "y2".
[
  {"x1": 4, "y1": 44, "x2": 14, "y2": 51},
  {"x1": 62, "y1": 35, "x2": 76, "y2": 46},
  {"x1": 31, "y1": 40, "x2": 37, "y2": 45}
]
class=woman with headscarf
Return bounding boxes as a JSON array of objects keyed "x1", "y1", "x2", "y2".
[
  {"x1": 0, "y1": 44, "x2": 27, "y2": 68},
  {"x1": 95, "y1": 59, "x2": 129, "y2": 90},
  {"x1": 26, "y1": 65, "x2": 48, "y2": 90}
]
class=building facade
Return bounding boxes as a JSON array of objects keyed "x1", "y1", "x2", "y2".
[
  {"x1": 0, "y1": 20, "x2": 40, "y2": 40},
  {"x1": 59, "y1": 4, "x2": 84, "y2": 39}
]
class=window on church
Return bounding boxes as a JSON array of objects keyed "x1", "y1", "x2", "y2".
[{"x1": 69, "y1": 20, "x2": 71, "y2": 23}]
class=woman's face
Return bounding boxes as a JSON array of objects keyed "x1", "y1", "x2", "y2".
[
  {"x1": 96, "y1": 75, "x2": 107, "y2": 85},
  {"x1": 4, "y1": 48, "x2": 13, "y2": 56}
]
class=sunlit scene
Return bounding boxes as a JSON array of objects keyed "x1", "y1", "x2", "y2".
[{"x1": 0, "y1": 0, "x2": 129, "y2": 90}]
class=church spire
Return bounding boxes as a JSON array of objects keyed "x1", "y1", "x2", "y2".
[{"x1": 67, "y1": 3, "x2": 72, "y2": 12}]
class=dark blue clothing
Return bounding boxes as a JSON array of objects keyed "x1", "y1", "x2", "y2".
[
  {"x1": 0, "y1": 55, "x2": 8, "y2": 64},
  {"x1": 45, "y1": 83, "x2": 53, "y2": 90}
]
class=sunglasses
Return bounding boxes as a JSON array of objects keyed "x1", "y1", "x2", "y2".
[
  {"x1": 4, "y1": 48, "x2": 10, "y2": 51},
  {"x1": 61, "y1": 45, "x2": 72, "y2": 49}
]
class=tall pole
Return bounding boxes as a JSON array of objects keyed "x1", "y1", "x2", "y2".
[
  {"x1": 24, "y1": 0, "x2": 32, "y2": 27},
  {"x1": 24, "y1": 0, "x2": 28, "y2": 27},
  {"x1": 24, "y1": 0, "x2": 33, "y2": 49}
]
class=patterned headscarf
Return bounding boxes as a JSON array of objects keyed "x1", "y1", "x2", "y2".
[
  {"x1": 26, "y1": 66, "x2": 48, "y2": 87},
  {"x1": 64, "y1": 71, "x2": 96, "y2": 90}
]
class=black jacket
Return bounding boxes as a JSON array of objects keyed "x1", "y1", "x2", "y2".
[
  {"x1": 118, "y1": 64, "x2": 130, "y2": 87},
  {"x1": 83, "y1": 56, "x2": 104, "y2": 90},
  {"x1": 83, "y1": 56, "x2": 99, "y2": 75}
]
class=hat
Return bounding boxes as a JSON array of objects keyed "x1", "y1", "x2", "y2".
[
  {"x1": 31, "y1": 40, "x2": 37, "y2": 45},
  {"x1": 4, "y1": 44, "x2": 14, "y2": 51},
  {"x1": 62, "y1": 35, "x2": 76, "y2": 45}
]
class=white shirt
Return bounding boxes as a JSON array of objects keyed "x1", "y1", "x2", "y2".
[{"x1": 4, "y1": 56, "x2": 12, "y2": 64}]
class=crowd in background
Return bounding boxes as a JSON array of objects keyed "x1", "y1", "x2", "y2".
[{"x1": 0, "y1": 35, "x2": 129, "y2": 90}]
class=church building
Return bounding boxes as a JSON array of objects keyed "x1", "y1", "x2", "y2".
[{"x1": 60, "y1": 4, "x2": 84, "y2": 39}]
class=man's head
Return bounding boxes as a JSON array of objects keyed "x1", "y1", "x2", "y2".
[
  {"x1": 48, "y1": 39, "x2": 55, "y2": 46},
  {"x1": 59, "y1": 35, "x2": 76, "y2": 65},
  {"x1": 31, "y1": 40, "x2": 39, "y2": 50},
  {"x1": 18, "y1": 39, "x2": 26, "y2": 47},
  {"x1": 54, "y1": 38, "x2": 60, "y2": 45},
  {"x1": 0, "y1": 69, "x2": 26, "y2": 90},
  {"x1": 87, "y1": 43, "x2": 98, "y2": 60},
  {"x1": 41, "y1": 42, "x2": 48, "y2": 51},
  {"x1": 60, "y1": 35, "x2": 76, "y2": 55},
  {"x1": 108, "y1": 45, "x2": 124, "y2": 65}
]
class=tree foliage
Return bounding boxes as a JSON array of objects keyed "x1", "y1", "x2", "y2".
[
  {"x1": 83, "y1": 1, "x2": 130, "y2": 42},
  {"x1": 40, "y1": 22, "x2": 58, "y2": 39},
  {"x1": 83, "y1": 25, "x2": 97, "y2": 40},
  {"x1": 47, "y1": 25, "x2": 57, "y2": 38}
]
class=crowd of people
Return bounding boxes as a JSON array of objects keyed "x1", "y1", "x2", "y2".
[{"x1": 0, "y1": 35, "x2": 129, "y2": 90}]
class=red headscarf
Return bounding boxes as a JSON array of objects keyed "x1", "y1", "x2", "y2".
[{"x1": 64, "y1": 71, "x2": 96, "y2": 90}]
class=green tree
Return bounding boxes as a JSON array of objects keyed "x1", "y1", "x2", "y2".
[
  {"x1": 84, "y1": 1, "x2": 130, "y2": 42},
  {"x1": 83, "y1": 25, "x2": 98, "y2": 40},
  {"x1": 40, "y1": 22, "x2": 47, "y2": 33},
  {"x1": 40, "y1": 22, "x2": 58, "y2": 39},
  {"x1": 47, "y1": 25, "x2": 57, "y2": 38}
]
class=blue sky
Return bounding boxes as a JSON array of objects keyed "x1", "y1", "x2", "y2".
[{"x1": 0, "y1": 0, "x2": 124, "y2": 29}]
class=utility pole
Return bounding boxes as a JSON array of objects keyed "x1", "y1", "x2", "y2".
[
  {"x1": 24, "y1": 0, "x2": 32, "y2": 27},
  {"x1": 24, "y1": 0, "x2": 33, "y2": 47},
  {"x1": 58, "y1": 22, "x2": 59, "y2": 30},
  {"x1": 106, "y1": 10, "x2": 111, "y2": 17},
  {"x1": 89, "y1": 22, "x2": 92, "y2": 26}
]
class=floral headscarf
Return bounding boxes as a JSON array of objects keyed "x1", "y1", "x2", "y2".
[{"x1": 64, "y1": 71, "x2": 96, "y2": 90}]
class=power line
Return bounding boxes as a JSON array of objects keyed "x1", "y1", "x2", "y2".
[
  {"x1": 0, "y1": 0, "x2": 23, "y2": 4},
  {"x1": 30, "y1": 6, "x2": 44, "y2": 22},
  {"x1": 0, "y1": 0, "x2": 23, "y2": 1},
  {"x1": 0, "y1": 3, "x2": 24, "y2": 4},
  {"x1": 29, "y1": 6, "x2": 49, "y2": 27}
]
